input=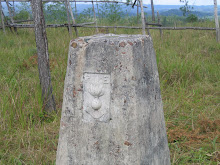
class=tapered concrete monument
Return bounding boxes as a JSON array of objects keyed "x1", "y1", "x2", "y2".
[{"x1": 56, "y1": 34, "x2": 170, "y2": 165}]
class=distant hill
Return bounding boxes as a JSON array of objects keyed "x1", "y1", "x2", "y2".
[
  {"x1": 160, "y1": 9, "x2": 217, "y2": 17},
  {"x1": 1, "y1": 3, "x2": 219, "y2": 18}
]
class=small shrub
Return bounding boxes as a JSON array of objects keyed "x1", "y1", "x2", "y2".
[
  {"x1": 99, "y1": 3, "x2": 123, "y2": 23},
  {"x1": 186, "y1": 14, "x2": 198, "y2": 22},
  {"x1": 14, "y1": 10, "x2": 30, "y2": 20}
]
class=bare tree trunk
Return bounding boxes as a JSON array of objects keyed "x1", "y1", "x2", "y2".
[
  {"x1": 31, "y1": 0, "x2": 56, "y2": 113},
  {"x1": 75, "y1": 0, "x2": 77, "y2": 19},
  {"x1": 139, "y1": 0, "x2": 146, "y2": 35},
  {"x1": 67, "y1": 0, "x2": 78, "y2": 37},
  {"x1": 1, "y1": 8, "x2": 13, "y2": 32},
  {"x1": 0, "y1": 0, "x2": 5, "y2": 34},
  {"x1": 65, "y1": 0, "x2": 73, "y2": 38},
  {"x1": 157, "y1": 11, "x2": 162, "y2": 38},
  {"x1": 214, "y1": 0, "x2": 220, "y2": 42},
  {"x1": 92, "y1": 1, "x2": 98, "y2": 33},
  {"x1": 137, "y1": 0, "x2": 139, "y2": 24},
  {"x1": 6, "y1": 0, "x2": 17, "y2": 32},
  {"x1": 96, "y1": 0, "x2": 99, "y2": 17},
  {"x1": 12, "y1": 0, "x2": 15, "y2": 17},
  {"x1": 145, "y1": 18, "x2": 150, "y2": 36},
  {"x1": 6, "y1": 1, "x2": 14, "y2": 24},
  {"x1": 151, "y1": 0, "x2": 155, "y2": 22}
]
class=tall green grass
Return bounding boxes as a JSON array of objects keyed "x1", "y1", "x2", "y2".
[{"x1": 0, "y1": 21, "x2": 219, "y2": 164}]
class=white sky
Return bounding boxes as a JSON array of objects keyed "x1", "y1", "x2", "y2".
[{"x1": 147, "y1": 0, "x2": 220, "y2": 5}]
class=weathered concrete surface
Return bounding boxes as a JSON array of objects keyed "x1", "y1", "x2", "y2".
[{"x1": 56, "y1": 34, "x2": 170, "y2": 165}]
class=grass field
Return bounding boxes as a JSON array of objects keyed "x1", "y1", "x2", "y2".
[{"x1": 0, "y1": 22, "x2": 219, "y2": 164}]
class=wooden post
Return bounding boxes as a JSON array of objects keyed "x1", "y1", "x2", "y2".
[
  {"x1": 106, "y1": 27, "x2": 109, "y2": 34},
  {"x1": 1, "y1": 8, "x2": 13, "y2": 32},
  {"x1": 145, "y1": 18, "x2": 150, "y2": 36},
  {"x1": 0, "y1": 0, "x2": 5, "y2": 34},
  {"x1": 12, "y1": 1, "x2": 17, "y2": 27},
  {"x1": 75, "y1": 0, "x2": 77, "y2": 19},
  {"x1": 6, "y1": 0, "x2": 14, "y2": 24},
  {"x1": 114, "y1": 26, "x2": 117, "y2": 34},
  {"x1": 151, "y1": 0, "x2": 155, "y2": 22},
  {"x1": 96, "y1": 0, "x2": 99, "y2": 18},
  {"x1": 214, "y1": 0, "x2": 220, "y2": 42},
  {"x1": 65, "y1": 0, "x2": 73, "y2": 38},
  {"x1": 157, "y1": 11, "x2": 162, "y2": 38},
  {"x1": 6, "y1": 0, "x2": 17, "y2": 32},
  {"x1": 67, "y1": 0, "x2": 78, "y2": 37},
  {"x1": 137, "y1": 0, "x2": 139, "y2": 24},
  {"x1": 31, "y1": 0, "x2": 56, "y2": 113},
  {"x1": 12, "y1": 0, "x2": 15, "y2": 17},
  {"x1": 92, "y1": 0, "x2": 98, "y2": 33},
  {"x1": 139, "y1": 0, "x2": 146, "y2": 35}
]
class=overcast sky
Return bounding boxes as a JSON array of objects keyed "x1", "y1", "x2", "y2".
[{"x1": 147, "y1": 0, "x2": 220, "y2": 5}]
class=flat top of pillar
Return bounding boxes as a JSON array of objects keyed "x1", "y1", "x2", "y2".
[{"x1": 72, "y1": 34, "x2": 151, "y2": 44}]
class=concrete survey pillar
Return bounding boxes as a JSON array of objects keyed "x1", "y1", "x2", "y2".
[{"x1": 56, "y1": 34, "x2": 170, "y2": 165}]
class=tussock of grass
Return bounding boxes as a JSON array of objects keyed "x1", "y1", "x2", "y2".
[{"x1": 0, "y1": 21, "x2": 219, "y2": 164}]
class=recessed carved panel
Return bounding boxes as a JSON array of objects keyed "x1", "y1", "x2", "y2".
[{"x1": 83, "y1": 73, "x2": 111, "y2": 122}]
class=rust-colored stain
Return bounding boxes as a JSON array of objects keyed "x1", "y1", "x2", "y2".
[
  {"x1": 122, "y1": 52, "x2": 126, "y2": 54},
  {"x1": 128, "y1": 41, "x2": 133, "y2": 46},
  {"x1": 78, "y1": 39, "x2": 83, "y2": 42},
  {"x1": 77, "y1": 88, "x2": 82, "y2": 91},
  {"x1": 73, "y1": 87, "x2": 77, "y2": 97},
  {"x1": 71, "y1": 42, "x2": 78, "y2": 48},
  {"x1": 94, "y1": 141, "x2": 100, "y2": 150},
  {"x1": 61, "y1": 121, "x2": 67, "y2": 127},
  {"x1": 119, "y1": 42, "x2": 126, "y2": 47},
  {"x1": 124, "y1": 141, "x2": 132, "y2": 146}
]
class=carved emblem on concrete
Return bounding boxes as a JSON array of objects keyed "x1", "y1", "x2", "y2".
[{"x1": 83, "y1": 73, "x2": 111, "y2": 122}]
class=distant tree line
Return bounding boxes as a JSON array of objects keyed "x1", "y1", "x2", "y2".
[{"x1": 1, "y1": 1, "x2": 210, "y2": 26}]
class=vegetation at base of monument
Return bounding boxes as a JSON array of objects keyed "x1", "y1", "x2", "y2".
[{"x1": 0, "y1": 3, "x2": 219, "y2": 164}]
